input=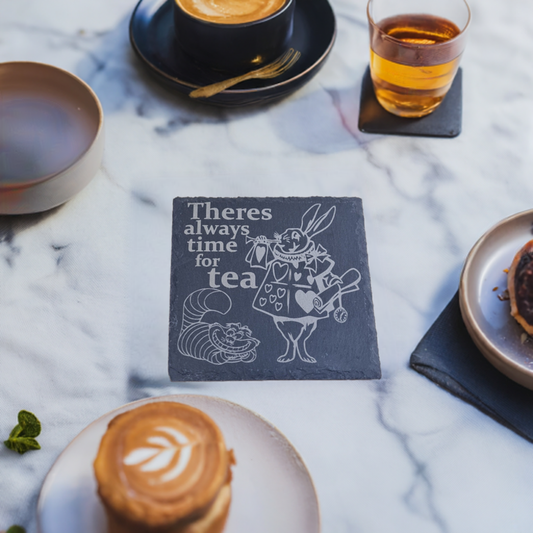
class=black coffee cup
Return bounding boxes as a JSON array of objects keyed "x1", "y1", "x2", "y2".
[{"x1": 173, "y1": 0, "x2": 295, "y2": 73}]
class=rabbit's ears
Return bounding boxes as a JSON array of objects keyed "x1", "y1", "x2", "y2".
[{"x1": 301, "y1": 203, "x2": 336, "y2": 238}]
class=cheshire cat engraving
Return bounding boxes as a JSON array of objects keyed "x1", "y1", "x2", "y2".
[{"x1": 178, "y1": 288, "x2": 260, "y2": 365}]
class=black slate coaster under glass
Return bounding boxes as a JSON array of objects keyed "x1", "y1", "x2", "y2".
[
  {"x1": 410, "y1": 292, "x2": 533, "y2": 443},
  {"x1": 358, "y1": 66, "x2": 463, "y2": 138},
  {"x1": 169, "y1": 197, "x2": 381, "y2": 381}
]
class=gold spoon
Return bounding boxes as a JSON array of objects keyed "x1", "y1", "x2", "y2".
[{"x1": 189, "y1": 48, "x2": 301, "y2": 99}]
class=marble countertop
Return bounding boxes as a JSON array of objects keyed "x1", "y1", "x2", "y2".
[{"x1": 2, "y1": 0, "x2": 533, "y2": 531}]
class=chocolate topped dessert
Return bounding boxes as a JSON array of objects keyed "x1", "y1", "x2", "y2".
[{"x1": 508, "y1": 240, "x2": 533, "y2": 336}]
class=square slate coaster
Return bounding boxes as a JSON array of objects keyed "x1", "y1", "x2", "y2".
[
  {"x1": 358, "y1": 66, "x2": 462, "y2": 138},
  {"x1": 410, "y1": 292, "x2": 533, "y2": 443},
  {"x1": 169, "y1": 197, "x2": 381, "y2": 381}
]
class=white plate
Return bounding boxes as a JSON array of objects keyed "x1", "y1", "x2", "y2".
[
  {"x1": 459, "y1": 209, "x2": 533, "y2": 389},
  {"x1": 37, "y1": 395, "x2": 320, "y2": 533}
]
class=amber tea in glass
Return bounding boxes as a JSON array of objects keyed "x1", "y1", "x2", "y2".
[{"x1": 367, "y1": 0, "x2": 470, "y2": 118}]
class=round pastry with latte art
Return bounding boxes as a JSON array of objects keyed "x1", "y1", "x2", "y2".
[
  {"x1": 94, "y1": 401, "x2": 235, "y2": 533},
  {"x1": 508, "y1": 240, "x2": 533, "y2": 336}
]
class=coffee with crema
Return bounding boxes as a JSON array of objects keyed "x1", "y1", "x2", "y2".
[{"x1": 176, "y1": 0, "x2": 287, "y2": 24}]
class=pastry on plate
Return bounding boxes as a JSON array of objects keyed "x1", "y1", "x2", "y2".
[
  {"x1": 94, "y1": 401, "x2": 235, "y2": 533},
  {"x1": 508, "y1": 239, "x2": 533, "y2": 336}
]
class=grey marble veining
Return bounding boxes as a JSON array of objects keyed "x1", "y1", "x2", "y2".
[{"x1": 2, "y1": 0, "x2": 533, "y2": 531}]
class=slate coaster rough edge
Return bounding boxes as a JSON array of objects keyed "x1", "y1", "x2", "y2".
[{"x1": 358, "y1": 66, "x2": 462, "y2": 138}]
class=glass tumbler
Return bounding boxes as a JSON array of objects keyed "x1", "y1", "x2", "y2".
[{"x1": 367, "y1": 0, "x2": 470, "y2": 118}]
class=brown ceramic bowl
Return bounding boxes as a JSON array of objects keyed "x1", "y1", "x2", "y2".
[{"x1": 0, "y1": 62, "x2": 104, "y2": 215}]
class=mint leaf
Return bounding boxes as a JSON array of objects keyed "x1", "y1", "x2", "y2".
[
  {"x1": 4, "y1": 410, "x2": 41, "y2": 455},
  {"x1": 18, "y1": 410, "x2": 41, "y2": 438},
  {"x1": 9, "y1": 424, "x2": 23, "y2": 439},
  {"x1": 7, "y1": 526, "x2": 26, "y2": 533},
  {"x1": 4, "y1": 436, "x2": 41, "y2": 454}
]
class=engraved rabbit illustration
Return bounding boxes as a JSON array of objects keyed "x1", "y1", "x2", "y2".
[{"x1": 246, "y1": 203, "x2": 361, "y2": 363}]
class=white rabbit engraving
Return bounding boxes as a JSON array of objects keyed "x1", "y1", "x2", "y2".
[{"x1": 246, "y1": 203, "x2": 361, "y2": 363}]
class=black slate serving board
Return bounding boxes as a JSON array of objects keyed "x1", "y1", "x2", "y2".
[{"x1": 411, "y1": 293, "x2": 533, "y2": 443}]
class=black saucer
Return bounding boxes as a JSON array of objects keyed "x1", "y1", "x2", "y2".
[{"x1": 129, "y1": 0, "x2": 336, "y2": 107}]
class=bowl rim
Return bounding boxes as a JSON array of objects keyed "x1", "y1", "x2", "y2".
[{"x1": 0, "y1": 60, "x2": 104, "y2": 190}]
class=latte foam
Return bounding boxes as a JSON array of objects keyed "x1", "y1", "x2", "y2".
[{"x1": 176, "y1": 0, "x2": 287, "y2": 24}]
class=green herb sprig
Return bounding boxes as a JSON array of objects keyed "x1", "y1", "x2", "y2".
[
  {"x1": 4, "y1": 410, "x2": 41, "y2": 455},
  {"x1": 7, "y1": 526, "x2": 26, "y2": 533}
]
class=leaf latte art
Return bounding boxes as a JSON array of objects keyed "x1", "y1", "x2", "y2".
[{"x1": 123, "y1": 426, "x2": 194, "y2": 484}]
